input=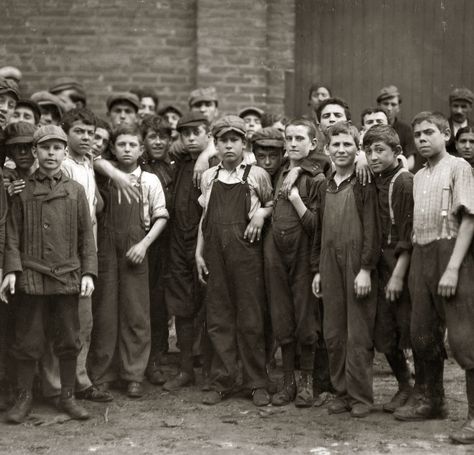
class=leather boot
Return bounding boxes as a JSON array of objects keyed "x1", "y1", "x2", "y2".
[
  {"x1": 271, "y1": 371, "x2": 296, "y2": 406},
  {"x1": 6, "y1": 389, "x2": 33, "y2": 424},
  {"x1": 450, "y1": 369, "x2": 474, "y2": 444},
  {"x1": 295, "y1": 371, "x2": 314, "y2": 408},
  {"x1": 59, "y1": 388, "x2": 90, "y2": 420}
]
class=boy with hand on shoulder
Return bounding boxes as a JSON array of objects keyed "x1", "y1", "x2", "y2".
[
  {"x1": 196, "y1": 115, "x2": 273, "y2": 406},
  {"x1": 265, "y1": 119, "x2": 326, "y2": 408},
  {"x1": 0, "y1": 125, "x2": 97, "y2": 423},
  {"x1": 88, "y1": 126, "x2": 168, "y2": 399},
  {"x1": 312, "y1": 121, "x2": 380, "y2": 418},
  {"x1": 396, "y1": 112, "x2": 474, "y2": 446},
  {"x1": 363, "y1": 125, "x2": 417, "y2": 414}
]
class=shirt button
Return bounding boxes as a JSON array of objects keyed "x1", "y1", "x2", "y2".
[{"x1": 43, "y1": 223, "x2": 49, "y2": 229}]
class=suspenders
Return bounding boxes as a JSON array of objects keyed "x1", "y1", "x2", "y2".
[
  {"x1": 387, "y1": 168, "x2": 409, "y2": 245},
  {"x1": 213, "y1": 164, "x2": 252, "y2": 183}
]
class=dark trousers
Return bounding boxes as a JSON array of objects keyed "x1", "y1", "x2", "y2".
[
  {"x1": 409, "y1": 240, "x2": 474, "y2": 370},
  {"x1": 10, "y1": 294, "x2": 80, "y2": 361}
]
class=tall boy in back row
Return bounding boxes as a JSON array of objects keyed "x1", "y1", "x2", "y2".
[{"x1": 397, "y1": 112, "x2": 474, "y2": 446}]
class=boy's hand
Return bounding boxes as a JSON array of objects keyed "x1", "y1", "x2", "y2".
[
  {"x1": 126, "y1": 242, "x2": 148, "y2": 265},
  {"x1": 196, "y1": 255, "x2": 209, "y2": 285},
  {"x1": 244, "y1": 212, "x2": 265, "y2": 243},
  {"x1": 280, "y1": 167, "x2": 301, "y2": 198},
  {"x1": 0, "y1": 273, "x2": 16, "y2": 304},
  {"x1": 312, "y1": 273, "x2": 322, "y2": 298},
  {"x1": 385, "y1": 275, "x2": 404, "y2": 302},
  {"x1": 354, "y1": 269, "x2": 371, "y2": 298},
  {"x1": 7, "y1": 179, "x2": 26, "y2": 197},
  {"x1": 355, "y1": 154, "x2": 372, "y2": 185},
  {"x1": 287, "y1": 186, "x2": 300, "y2": 203},
  {"x1": 193, "y1": 153, "x2": 210, "y2": 188},
  {"x1": 114, "y1": 173, "x2": 141, "y2": 204},
  {"x1": 80, "y1": 275, "x2": 95, "y2": 297},
  {"x1": 438, "y1": 266, "x2": 459, "y2": 298}
]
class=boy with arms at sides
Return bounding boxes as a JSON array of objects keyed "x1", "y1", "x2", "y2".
[
  {"x1": 0, "y1": 125, "x2": 96, "y2": 423},
  {"x1": 455, "y1": 126, "x2": 474, "y2": 168},
  {"x1": 312, "y1": 122, "x2": 380, "y2": 418},
  {"x1": 88, "y1": 126, "x2": 168, "y2": 398},
  {"x1": 140, "y1": 115, "x2": 174, "y2": 385},
  {"x1": 363, "y1": 125, "x2": 417, "y2": 414},
  {"x1": 196, "y1": 115, "x2": 273, "y2": 406},
  {"x1": 395, "y1": 112, "x2": 474, "y2": 447},
  {"x1": 40, "y1": 108, "x2": 113, "y2": 404},
  {"x1": 265, "y1": 119, "x2": 326, "y2": 408}
]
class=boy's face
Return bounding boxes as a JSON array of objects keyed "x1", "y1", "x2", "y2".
[
  {"x1": 33, "y1": 139, "x2": 67, "y2": 173},
  {"x1": 242, "y1": 114, "x2": 262, "y2": 139},
  {"x1": 365, "y1": 141, "x2": 399, "y2": 174},
  {"x1": 215, "y1": 131, "x2": 245, "y2": 165},
  {"x1": 112, "y1": 134, "x2": 143, "y2": 167},
  {"x1": 163, "y1": 111, "x2": 180, "y2": 130},
  {"x1": 0, "y1": 93, "x2": 16, "y2": 128},
  {"x1": 254, "y1": 146, "x2": 283, "y2": 176},
  {"x1": 67, "y1": 121, "x2": 95, "y2": 157},
  {"x1": 285, "y1": 125, "x2": 316, "y2": 161},
  {"x1": 450, "y1": 101, "x2": 472, "y2": 124},
  {"x1": 144, "y1": 130, "x2": 170, "y2": 161},
  {"x1": 138, "y1": 97, "x2": 156, "y2": 119},
  {"x1": 190, "y1": 101, "x2": 219, "y2": 123},
  {"x1": 456, "y1": 132, "x2": 474, "y2": 164},
  {"x1": 362, "y1": 112, "x2": 388, "y2": 130},
  {"x1": 9, "y1": 144, "x2": 35, "y2": 171},
  {"x1": 309, "y1": 87, "x2": 330, "y2": 110},
  {"x1": 180, "y1": 125, "x2": 210, "y2": 154},
  {"x1": 319, "y1": 104, "x2": 347, "y2": 131},
  {"x1": 328, "y1": 133, "x2": 358, "y2": 169},
  {"x1": 91, "y1": 127, "x2": 110, "y2": 157},
  {"x1": 11, "y1": 106, "x2": 36, "y2": 125},
  {"x1": 56, "y1": 89, "x2": 80, "y2": 111},
  {"x1": 108, "y1": 102, "x2": 138, "y2": 128},
  {"x1": 378, "y1": 96, "x2": 400, "y2": 123},
  {"x1": 39, "y1": 105, "x2": 60, "y2": 126},
  {"x1": 413, "y1": 120, "x2": 450, "y2": 159}
]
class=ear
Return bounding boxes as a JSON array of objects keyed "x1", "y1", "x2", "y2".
[
  {"x1": 393, "y1": 145, "x2": 403, "y2": 156},
  {"x1": 310, "y1": 137, "x2": 318, "y2": 151},
  {"x1": 443, "y1": 127, "x2": 452, "y2": 143},
  {"x1": 31, "y1": 145, "x2": 38, "y2": 160}
]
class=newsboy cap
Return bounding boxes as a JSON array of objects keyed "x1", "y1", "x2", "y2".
[
  {"x1": 449, "y1": 87, "x2": 474, "y2": 105},
  {"x1": 212, "y1": 115, "x2": 246, "y2": 138},
  {"x1": 33, "y1": 124, "x2": 68, "y2": 145},
  {"x1": 377, "y1": 85, "x2": 401, "y2": 103},
  {"x1": 188, "y1": 87, "x2": 218, "y2": 107}
]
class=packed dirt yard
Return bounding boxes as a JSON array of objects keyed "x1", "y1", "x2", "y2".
[{"x1": 1, "y1": 353, "x2": 472, "y2": 455}]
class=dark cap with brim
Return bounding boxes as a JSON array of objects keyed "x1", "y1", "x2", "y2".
[
  {"x1": 449, "y1": 88, "x2": 474, "y2": 105},
  {"x1": 376, "y1": 85, "x2": 400, "y2": 103},
  {"x1": 212, "y1": 115, "x2": 246, "y2": 138},
  {"x1": 0, "y1": 77, "x2": 20, "y2": 101},
  {"x1": 158, "y1": 105, "x2": 183, "y2": 117},
  {"x1": 238, "y1": 106, "x2": 264, "y2": 118},
  {"x1": 106, "y1": 92, "x2": 140, "y2": 112},
  {"x1": 251, "y1": 127, "x2": 285, "y2": 148},
  {"x1": 176, "y1": 112, "x2": 209, "y2": 131},
  {"x1": 30, "y1": 91, "x2": 66, "y2": 117},
  {"x1": 188, "y1": 87, "x2": 218, "y2": 107}
]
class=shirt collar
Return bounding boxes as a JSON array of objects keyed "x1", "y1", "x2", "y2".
[{"x1": 35, "y1": 169, "x2": 63, "y2": 182}]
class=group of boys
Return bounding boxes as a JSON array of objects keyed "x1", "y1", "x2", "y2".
[{"x1": 0, "y1": 66, "x2": 473, "y2": 445}]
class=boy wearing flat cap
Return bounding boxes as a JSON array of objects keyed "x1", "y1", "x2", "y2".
[
  {"x1": 189, "y1": 87, "x2": 219, "y2": 124},
  {"x1": 0, "y1": 77, "x2": 19, "y2": 130},
  {"x1": 447, "y1": 87, "x2": 473, "y2": 156},
  {"x1": 106, "y1": 92, "x2": 140, "y2": 129},
  {"x1": 30, "y1": 91, "x2": 67, "y2": 127},
  {"x1": 239, "y1": 106, "x2": 264, "y2": 140},
  {"x1": 0, "y1": 125, "x2": 97, "y2": 423},
  {"x1": 49, "y1": 77, "x2": 87, "y2": 111},
  {"x1": 196, "y1": 115, "x2": 273, "y2": 406}
]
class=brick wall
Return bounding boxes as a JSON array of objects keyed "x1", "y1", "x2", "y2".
[{"x1": 0, "y1": 0, "x2": 295, "y2": 117}]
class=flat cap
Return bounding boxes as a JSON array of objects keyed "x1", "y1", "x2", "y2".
[
  {"x1": 377, "y1": 85, "x2": 400, "y2": 103},
  {"x1": 106, "y1": 92, "x2": 140, "y2": 112},
  {"x1": 3, "y1": 121, "x2": 36, "y2": 145},
  {"x1": 188, "y1": 87, "x2": 218, "y2": 107},
  {"x1": 238, "y1": 106, "x2": 264, "y2": 118},
  {"x1": 0, "y1": 77, "x2": 20, "y2": 101},
  {"x1": 158, "y1": 104, "x2": 183, "y2": 117},
  {"x1": 30, "y1": 91, "x2": 67, "y2": 117},
  {"x1": 0, "y1": 66, "x2": 22, "y2": 83},
  {"x1": 33, "y1": 124, "x2": 68, "y2": 145},
  {"x1": 251, "y1": 127, "x2": 285, "y2": 148},
  {"x1": 176, "y1": 112, "x2": 209, "y2": 131},
  {"x1": 449, "y1": 87, "x2": 474, "y2": 105},
  {"x1": 212, "y1": 115, "x2": 246, "y2": 138},
  {"x1": 49, "y1": 77, "x2": 84, "y2": 94}
]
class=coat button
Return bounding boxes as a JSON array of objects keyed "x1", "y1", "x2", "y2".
[{"x1": 43, "y1": 223, "x2": 49, "y2": 229}]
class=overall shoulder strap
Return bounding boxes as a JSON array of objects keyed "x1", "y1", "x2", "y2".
[{"x1": 242, "y1": 164, "x2": 252, "y2": 183}]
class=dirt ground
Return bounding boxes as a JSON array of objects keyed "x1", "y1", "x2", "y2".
[{"x1": 1, "y1": 353, "x2": 472, "y2": 455}]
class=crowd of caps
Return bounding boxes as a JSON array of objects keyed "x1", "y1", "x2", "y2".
[{"x1": 0, "y1": 64, "x2": 474, "y2": 446}]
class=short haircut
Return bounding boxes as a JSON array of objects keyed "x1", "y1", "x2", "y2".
[
  {"x1": 411, "y1": 111, "x2": 449, "y2": 132},
  {"x1": 285, "y1": 118, "x2": 318, "y2": 141},
  {"x1": 261, "y1": 112, "x2": 289, "y2": 128},
  {"x1": 360, "y1": 107, "x2": 389, "y2": 125},
  {"x1": 111, "y1": 125, "x2": 143, "y2": 144},
  {"x1": 140, "y1": 114, "x2": 172, "y2": 138},
  {"x1": 316, "y1": 97, "x2": 351, "y2": 122},
  {"x1": 60, "y1": 107, "x2": 96, "y2": 134},
  {"x1": 326, "y1": 121, "x2": 360, "y2": 148},
  {"x1": 132, "y1": 88, "x2": 159, "y2": 109},
  {"x1": 455, "y1": 125, "x2": 474, "y2": 142},
  {"x1": 308, "y1": 83, "x2": 332, "y2": 100},
  {"x1": 362, "y1": 124, "x2": 400, "y2": 150},
  {"x1": 95, "y1": 117, "x2": 113, "y2": 137}
]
